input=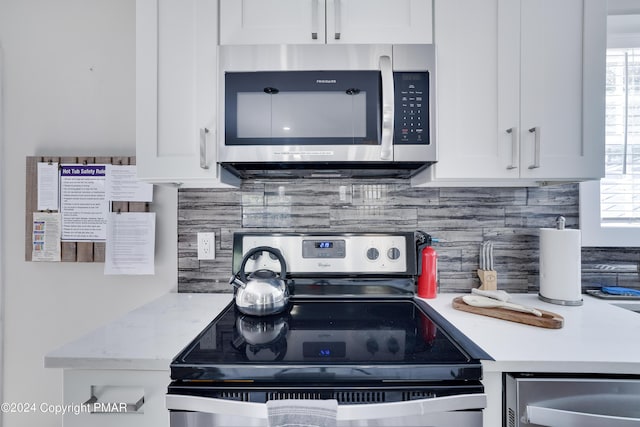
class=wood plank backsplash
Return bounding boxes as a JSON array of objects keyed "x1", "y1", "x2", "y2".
[{"x1": 178, "y1": 180, "x2": 639, "y2": 293}]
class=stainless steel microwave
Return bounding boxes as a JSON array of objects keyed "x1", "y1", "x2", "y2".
[{"x1": 217, "y1": 45, "x2": 436, "y2": 179}]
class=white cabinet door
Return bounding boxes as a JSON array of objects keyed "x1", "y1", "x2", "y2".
[
  {"x1": 325, "y1": 0, "x2": 432, "y2": 44},
  {"x1": 63, "y1": 369, "x2": 170, "y2": 427},
  {"x1": 136, "y1": 0, "x2": 239, "y2": 187},
  {"x1": 414, "y1": 0, "x2": 605, "y2": 186},
  {"x1": 220, "y1": 0, "x2": 325, "y2": 45},
  {"x1": 428, "y1": 0, "x2": 513, "y2": 181},
  {"x1": 220, "y1": 0, "x2": 432, "y2": 45},
  {"x1": 518, "y1": 0, "x2": 605, "y2": 180}
]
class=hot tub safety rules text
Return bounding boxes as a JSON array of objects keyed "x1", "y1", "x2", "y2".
[{"x1": 60, "y1": 164, "x2": 108, "y2": 242}]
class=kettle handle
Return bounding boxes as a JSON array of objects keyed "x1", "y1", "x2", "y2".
[{"x1": 238, "y1": 246, "x2": 288, "y2": 283}]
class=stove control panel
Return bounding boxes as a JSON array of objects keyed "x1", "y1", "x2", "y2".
[
  {"x1": 240, "y1": 233, "x2": 413, "y2": 275},
  {"x1": 302, "y1": 239, "x2": 346, "y2": 258}
]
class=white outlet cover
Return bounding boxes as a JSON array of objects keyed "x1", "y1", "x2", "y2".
[{"x1": 197, "y1": 232, "x2": 215, "y2": 260}]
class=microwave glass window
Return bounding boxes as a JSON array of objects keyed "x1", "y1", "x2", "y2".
[
  {"x1": 224, "y1": 70, "x2": 381, "y2": 146},
  {"x1": 236, "y1": 91, "x2": 367, "y2": 139}
]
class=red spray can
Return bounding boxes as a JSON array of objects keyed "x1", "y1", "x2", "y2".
[{"x1": 417, "y1": 236, "x2": 438, "y2": 299}]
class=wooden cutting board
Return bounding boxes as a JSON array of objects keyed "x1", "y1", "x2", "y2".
[{"x1": 452, "y1": 296, "x2": 564, "y2": 329}]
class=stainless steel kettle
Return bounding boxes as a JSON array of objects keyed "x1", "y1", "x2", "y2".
[{"x1": 229, "y1": 246, "x2": 290, "y2": 316}]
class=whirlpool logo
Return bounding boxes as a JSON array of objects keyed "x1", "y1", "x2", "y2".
[{"x1": 316, "y1": 79, "x2": 337, "y2": 84}]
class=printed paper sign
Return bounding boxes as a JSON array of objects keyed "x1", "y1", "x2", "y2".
[
  {"x1": 32, "y1": 212, "x2": 61, "y2": 262},
  {"x1": 105, "y1": 164, "x2": 153, "y2": 202},
  {"x1": 37, "y1": 162, "x2": 60, "y2": 211},
  {"x1": 104, "y1": 212, "x2": 156, "y2": 275},
  {"x1": 59, "y1": 164, "x2": 108, "y2": 241}
]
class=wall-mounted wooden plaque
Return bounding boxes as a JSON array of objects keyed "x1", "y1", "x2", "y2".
[{"x1": 25, "y1": 156, "x2": 150, "y2": 262}]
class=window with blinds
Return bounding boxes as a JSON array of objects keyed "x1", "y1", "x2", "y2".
[{"x1": 602, "y1": 48, "x2": 640, "y2": 224}]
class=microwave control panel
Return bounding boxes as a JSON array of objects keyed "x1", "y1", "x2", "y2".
[{"x1": 394, "y1": 72, "x2": 430, "y2": 145}]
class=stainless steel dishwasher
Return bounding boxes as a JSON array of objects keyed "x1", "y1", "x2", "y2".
[{"x1": 505, "y1": 373, "x2": 640, "y2": 426}]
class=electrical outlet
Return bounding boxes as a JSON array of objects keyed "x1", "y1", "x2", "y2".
[{"x1": 197, "y1": 232, "x2": 215, "y2": 260}]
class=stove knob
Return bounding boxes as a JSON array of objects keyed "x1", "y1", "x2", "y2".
[
  {"x1": 366, "y1": 248, "x2": 380, "y2": 261},
  {"x1": 387, "y1": 337, "x2": 400, "y2": 354},
  {"x1": 366, "y1": 337, "x2": 379, "y2": 355},
  {"x1": 387, "y1": 247, "x2": 401, "y2": 260}
]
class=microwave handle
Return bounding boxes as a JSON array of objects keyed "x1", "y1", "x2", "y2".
[{"x1": 379, "y1": 55, "x2": 393, "y2": 161}]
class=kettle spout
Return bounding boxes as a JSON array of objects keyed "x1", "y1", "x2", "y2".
[{"x1": 229, "y1": 275, "x2": 246, "y2": 289}]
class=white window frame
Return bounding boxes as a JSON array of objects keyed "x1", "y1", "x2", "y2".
[
  {"x1": 580, "y1": 12, "x2": 640, "y2": 247},
  {"x1": 580, "y1": 180, "x2": 640, "y2": 246}
]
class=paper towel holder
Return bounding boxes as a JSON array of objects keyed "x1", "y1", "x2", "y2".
[
  {"x1": 538, "y1": 216, "x2": 584, "y2": 306},
  {"x1": 539, "y1": 293, "x2": 584, "y2": 306}
]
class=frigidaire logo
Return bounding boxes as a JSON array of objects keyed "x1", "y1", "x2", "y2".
[{"x1": 316, "y1": 79, "x2": 337, "y2": 84}]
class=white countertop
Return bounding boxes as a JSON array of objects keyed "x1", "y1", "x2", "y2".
[
  {"x1": 46, "y1": 291, "x2": 640, "y2": 376},
  {"x1": 44, "y1": 292, "x2": 233, "y2": 371},
  {"x1": 424, "y1": 293, "x2": 640, "y2": 375},
  {"x1": 44, "y1": 291, "x2": 640, "y2": 427}
]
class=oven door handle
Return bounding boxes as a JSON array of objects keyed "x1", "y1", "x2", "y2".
[{"x1": 166, "y1": 393, "x2": 486, "y2": 420}]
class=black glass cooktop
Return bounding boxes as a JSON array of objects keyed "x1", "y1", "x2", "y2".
[{"x1": 170, "y1": 298, "x2": 490, "y2": 383}]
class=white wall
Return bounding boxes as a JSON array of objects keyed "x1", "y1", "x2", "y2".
[
  {"x1": 0, "y1": 1, "x2": 177, "y2": 426},
  {"x1": 609, "y1": 0, "x2": 640, "y2": 15},
  {"x1": 0, "y1": 17, "x2": 5, "y2": 422}
]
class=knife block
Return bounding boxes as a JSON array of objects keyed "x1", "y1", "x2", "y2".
[{"x1": 477, "y1": 269, "x2": 498, "y2": 290}]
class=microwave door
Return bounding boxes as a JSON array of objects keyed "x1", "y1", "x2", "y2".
[
  {"x1": 223, "y1": 70, "x2": 385, "y2": 163},
  {"x1": 239, "y1": 91, "x2": 367, "y2": 141}
]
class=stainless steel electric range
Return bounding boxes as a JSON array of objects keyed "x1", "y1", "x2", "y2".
[{"x1": 167, "y1": 232, "x2": 490, "y2": 427}]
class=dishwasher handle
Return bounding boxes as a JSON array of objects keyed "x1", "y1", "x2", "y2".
[
  {"x1": 166, "y1": 393, "x2": 486, "y2": 421},
  {"x1": 526, "y1": 394, "x2": 640, "y2": 427}
]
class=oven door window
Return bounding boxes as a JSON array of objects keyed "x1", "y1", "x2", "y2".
[{"x1": 225, "y1": 71, "x2": 381, "y2": 145}]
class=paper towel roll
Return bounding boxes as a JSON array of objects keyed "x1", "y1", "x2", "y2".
[{"x1": 539, "y1": 228, "x2": 583, "y2": 305}]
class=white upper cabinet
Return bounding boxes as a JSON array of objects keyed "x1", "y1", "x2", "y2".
[
  {"x1": 220, "y1": 0, "x2": 432, "y2": 45},
  {"x1": 327, "y1": 0, "x2": 432, "y2": 44},
  {"x1": 516, "y1": 0, "x2": 604, "y2": 181},
  {"x1": 423, "y1": 0, "x2": 506, "y2": 182},
  {"x1": 220, "y1": 0, "x2": 326, "y2": 44},
  {"x1": 414, "y1": 0, "x2": 606, "y2": 186},
  {"x1": 136, "y1": 0, "x2": 239, "y2": 187}
]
